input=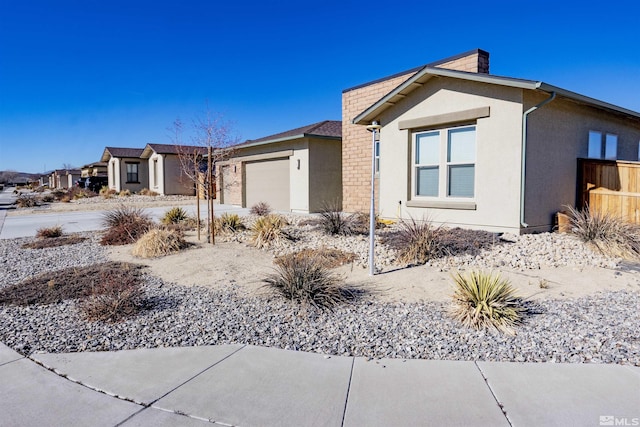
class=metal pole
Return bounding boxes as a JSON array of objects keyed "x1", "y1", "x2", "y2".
[{"x1": 367, "y1": 121, "x2": 381, "y2": 276}]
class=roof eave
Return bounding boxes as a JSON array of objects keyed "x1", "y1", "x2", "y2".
[{"x1": 234, "y1": 133, "x2": 340, "y2": 150}]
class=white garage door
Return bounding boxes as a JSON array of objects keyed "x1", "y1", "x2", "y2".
[{"x1": 245, "y1": 158, "x2": 290, "y2": 211}]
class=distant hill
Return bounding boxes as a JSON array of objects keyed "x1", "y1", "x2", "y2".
[{"x1": 0, "y1": 170, "x2": 46, "y2": 184}]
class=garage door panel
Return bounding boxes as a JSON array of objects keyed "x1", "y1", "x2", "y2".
[{"x1": 245, "y1": 158, "x2": 290, "y2": 211}]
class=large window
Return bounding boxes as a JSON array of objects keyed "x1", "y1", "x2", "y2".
[
  {"x1": 126, "y1": 162, "x2": 139, "y2": 183},
  {"x1": 414, "y1": 125, "x2": 476, "y2": 199},
  {"x1": 588, "y1": 130, "x2": 617, "y2": 160}
]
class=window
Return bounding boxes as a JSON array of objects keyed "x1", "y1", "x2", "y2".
[
  {"x1": 587, "y1": 130, "x2": 617, "y2": 160},
  {"x1": 375, "y1": 140, "x2": 380, "y2": 173},
  {"x1": 414, "y1": 125, "x2": 476, "y2": 199},
  {"x1": 126, "y1": 162, "x2": 139, "y2": 183}
]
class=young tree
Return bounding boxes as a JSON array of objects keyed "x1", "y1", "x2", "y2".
[{"x1": 172, "y1": 107, "x2": 239, "y2": 244}]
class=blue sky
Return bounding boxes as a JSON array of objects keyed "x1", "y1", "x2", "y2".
[{"x1": 1, "y1": 0, "x2": 639, "y2": 173}]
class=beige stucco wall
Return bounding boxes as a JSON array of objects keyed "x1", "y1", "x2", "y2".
[
  {"x1": 216, "y1": 137, "x2": 342, "y2": 213},
  {"x1": 308, "y1": 138, "x2": 342, "y2": 212},
  {"x1": 376, "y1": 77, "x2": 525, "y2": 233},
  {"x1": 148, "y1": 153, "x2": 195, "y2": 196},
  {"x1": 113, "y1": 157, "x2": 147, "y2": 193},
  {"x1": 524, "y1": 92, "x2": 640, "y2": 230}
]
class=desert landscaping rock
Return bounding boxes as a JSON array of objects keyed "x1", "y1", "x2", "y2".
[{"x1": 0, "y1": 229, "x2": 638, "y2": 365}]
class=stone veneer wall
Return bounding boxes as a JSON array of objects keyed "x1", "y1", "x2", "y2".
[{"x1": 341, "y1": 50, "x2": 489, "y2": 213}]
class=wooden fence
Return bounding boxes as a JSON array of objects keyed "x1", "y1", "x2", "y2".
[{"x1": 578, "y1": 158, "x2": 640, "y2": 223}]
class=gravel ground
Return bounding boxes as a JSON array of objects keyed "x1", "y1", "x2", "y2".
[{"x1": 1, "y1": 229, "x2": 638, "y2": 365}]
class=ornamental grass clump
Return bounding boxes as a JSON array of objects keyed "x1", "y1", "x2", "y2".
[
  {"x1": 385, "y1": 217, "x2": 444, "y2": 265},
  {"x1": 161, "y1": 206, "x2": 189, "y2": 225},
  {"x1": 275, "y1": 248, "x2": 357, "y2": 269},
  {"x1": 215, "y1": 212, "x2": 245, "y2": 233},
  {"x1": 250, "y1": 214, "x2": 289, "y2": 248},
  {"x1": 451, "y1": 270, "x2": 524, "y2": 335},
  {"x1": 565, "y1": 205, "x2": 640, "y2": 260},
  {"x1": 100, "y1": 205, "x2": 154, "y2": 245},
  {"x1": 263, "y1": 253, "x2": 351, "y2": 309},
  {"x1": 131, "y1": 228, "x2": 187, "y2": 258}
]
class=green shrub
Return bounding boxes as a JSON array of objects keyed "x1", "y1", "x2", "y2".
[
  {"x1": 131, "y1": 228, "x2": 187, "y2": 258},
  {"x1": 250, "y1": 201, "x2": 272, "y2": 216},
  {"x1": 385, "y1": 217, "x2": 443, "y2": 265},
  {"x1": 161, "y1": 207, "x2": 189, "y2": 224},
  {"x1": 36, "y1": 226, "x2": 63, "y2": 239},
  {"x1": 565, "y1": 205, "x2": 640, "y2": 259},
  {"x1": 215, "y1": 213, "x2": 245, "y2": 233},
  {"x1": 263, "y1": 253, "x2": 351, "y2": 309},
  {"x1": 250, "y1": 214, "x2": 289, "y2": 248},
  {"x1": 100, "y1": 206, "x2": 154, "y2": 245},
  {"x1": 451, "y1": 271, "x2": 524, "y2": 335}
]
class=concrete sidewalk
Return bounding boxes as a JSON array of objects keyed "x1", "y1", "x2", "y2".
[{"x1": 1, "y1": 343, "x2": 638, "y2": 427}]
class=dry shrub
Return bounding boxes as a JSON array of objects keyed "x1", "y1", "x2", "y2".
[
  {"x1": 36, "y1": 226, "x2": 63, "y2": 238},
  {"x1": 139, "y1": 188, "x2": 159, "y2": 196},
  {"x1": 100, "y1": 205, "x2": 154, "y2": 245},
  {"x1": 250, "y1": 201, "x2": 272, "y2": 216},
  {"x1": 565, "y1": 205, "x2": 640, "y2": 260},
  {"x1": 451, "y1": 270, "x2": 524, "y2": 335},
  {"x1": 0, "y1": 262, "x2": 144, "y2": 306},
  {"x1": 69, "y1": 187, "x2": 97, "y2": 200},
  {"x1": 99, "y1": 186, "x2": 116, "y2": 198},
  {"x1": 22, "y1": 235, "x2": 88, "y2": 249},
  {"x1": 118, "y1": 189, "x2": 131, "y2": 197},
  {"x1": 16, "y1": 195, "x2": 39, "y2": 208},
  {"x1": 40, "y1": 193, "x2": 55, "y2": 203},
  {"x1": 250, "y1": 214, "x2": 289, "y2": 248},
  {"x1": 384, "y1": 217, "x2": 444, "y2": 265},
  {"x1": 263, "y1": 253, "x2": 353, "y2": 309},
  {"x1": 131, "y1": 228, "x2": 187, "y2": 258},
  {"x1": 51, "y1": 189, "x2": 67, "y2": 201},
  {"x1": 79, "y1": 271, "x2": 145, "y2": 322},
  {"x1": 275, "y1": 248, "x2": 357, "y2": 269}
]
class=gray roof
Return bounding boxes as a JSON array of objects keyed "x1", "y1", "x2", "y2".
[
  {"x1": 100, "y1": 147, "x2": 145, "y2": 162},
  {"x1": 141, "y1": 143, "x2": 209, "y2": 158},
  {"x1": 234, "y1": 120, "x2": 341, "y2": 150},
  {"x1": 353, "y1": 66, "x2": 640, "y2": 125}
]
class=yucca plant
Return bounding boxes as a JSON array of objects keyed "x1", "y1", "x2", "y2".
[
  {"x1": 263, "y1": 253, "x2": 351, "y2": 309},
  {"x1": 451, "y1": 271, "x2": 524, "y2": 335},
  {"x1": 250, "y1": 214, "x2": 289, "y2": 248},
  {"x1": 565, "y1": 204, "x2": 640, "y2": 260},
  {"x1": 161, "y1": 206, "x2": 189, "y2": 225},
  {"x1": 215, "y1": 212, "x2": 245, "y2": 233},
  {"x1": 100, "y1": 205, "x2": 154, "y2": 245}
]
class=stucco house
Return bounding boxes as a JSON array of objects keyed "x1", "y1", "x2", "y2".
[
  {"x1": 49, "y1": 169, "x2": 81, "y2": 189},
  {"x1": 343, "y1": 49, "x2": 640, "y2": 233},
  {"x1": 217, "y1": 120, "x2": 342, "y2": 213},
  {"x1": 140, "y1": 143, "x2": 208, "y2": 196},
  {"x1": 100, "y1": 147, "x2": 147, "y2": 193},
  {"x1": 80, "y1": 161, "x2": 108, "y2": 178}
]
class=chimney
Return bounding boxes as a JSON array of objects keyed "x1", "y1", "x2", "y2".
[{"x1": 434, "y1": 49, "x2": 490, "y2": 74}]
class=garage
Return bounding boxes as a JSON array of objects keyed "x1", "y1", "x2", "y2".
[{"x1": 244, "y1": 158, "x2": 290, "y2": 210}]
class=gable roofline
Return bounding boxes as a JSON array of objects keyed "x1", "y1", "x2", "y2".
[
  {"x1": 141, "y1": 143, "x2": 208, "y2": 158},
  {"x1": 100, "y1": 146, "x2": 145, "y2": 162},
  {"x1": 342, "y1": 48, "x2": 489, "y2": 94},
  {"x1": 353, "y1": 66, "x2": 640, "y2": 125},
  {"x1": 232, "y1": 120, "x2": 342, "y2": 150}
]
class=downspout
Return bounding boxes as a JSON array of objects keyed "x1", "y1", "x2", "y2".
[{"x1": 520, "y1": 91, "x2": 556, "y2": 228}]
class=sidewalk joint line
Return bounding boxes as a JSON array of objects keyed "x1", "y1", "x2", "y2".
[
  {"x1": 340, "y1": 357, "x2": 356, "y2": 427},
  {"x1": 474, "y1": 361, "x2": 513, "y2": 427}
]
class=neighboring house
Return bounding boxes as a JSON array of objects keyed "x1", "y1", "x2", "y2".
[
  {"x1": 80, "y1": 161, "x2": 108, "y2": 178},
  {"x1": 344, "y1": 49, "x2": 640, "y2": 233},
  {"x1": 217, "y1": 120, "x2": 342, "y2": 213},
  {"x1": 100, "y1": 147, "x2": 147, "y2": 193},
  {"x1": 140, "y1": 143, "x2": 208, "y2": 196},
  {"x1": 50, "y1": 169, "x2": 81, "y2": 189}
]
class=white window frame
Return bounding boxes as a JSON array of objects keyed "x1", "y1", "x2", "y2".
[
  {"x1": 412, "y1": 125, "x2": 476, "y2": 200},
  {"x1": 374, "y1": 140, "x2": 380, "y2": 173}
]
